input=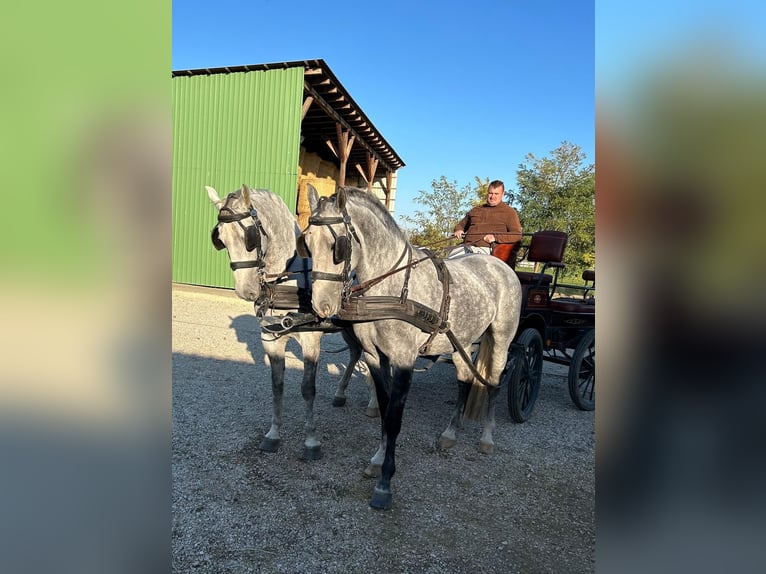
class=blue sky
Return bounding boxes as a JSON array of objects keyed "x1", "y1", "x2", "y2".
[
  {"x1": 597, "y1": 1, "x2": 766, "y2": 109},
  {"x1": 173, "y1": 0, "x2": 594, "y2": 223}
]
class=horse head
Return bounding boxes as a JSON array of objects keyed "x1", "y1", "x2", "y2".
[
  {"x1": 298, "y1": 185, "x2": 358, "y2": 318},
  {"x1": 207, "y1": 184, "x2": 299, "y2": 302}
]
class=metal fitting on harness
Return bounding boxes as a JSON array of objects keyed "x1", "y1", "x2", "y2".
[{"x1": 261, "y1": 312, "x2": 319, "y2": 335}]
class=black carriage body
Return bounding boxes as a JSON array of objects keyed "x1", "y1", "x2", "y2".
[{"x1": 500, "y1": 231, "x2": 595, "y2": 421}]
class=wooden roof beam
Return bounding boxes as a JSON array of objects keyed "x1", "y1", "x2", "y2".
[
  {"x1": 301, "y1": 96, "x2": 314, "y2": 121},
  {"x1": 303, "y1": 80, "x2": 393, "y2": 172}
]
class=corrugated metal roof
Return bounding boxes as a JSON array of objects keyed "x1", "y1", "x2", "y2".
[{"x1": 172, "y1": 59, "x2": 405, "y2": 179}]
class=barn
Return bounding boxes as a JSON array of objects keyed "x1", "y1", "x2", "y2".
[{"x1": 172, "y1": 59, "x2": 405, "y2": 289}]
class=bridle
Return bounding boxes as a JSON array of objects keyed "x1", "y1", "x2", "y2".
[
  {"x1": 298, "y1": 196, "x2": 360, "y2": 302},
  {"x1": 211, "y1": 194, "x2": 267, "y2": 272}
]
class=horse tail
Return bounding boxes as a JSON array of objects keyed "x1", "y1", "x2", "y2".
[{"x1": 463, "y1": 331, "x2": 494, "y2": 421}]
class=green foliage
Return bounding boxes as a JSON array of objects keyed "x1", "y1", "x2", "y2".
[
  {"x1": 515, "y1": 142, "x2": 595, "y2": 273},
  {"x1": 399, "y1": 176, "x2": 474, "y2": 252},
  {"x1": 472, "y1": 176, "x2": 490, "y2": 206}
]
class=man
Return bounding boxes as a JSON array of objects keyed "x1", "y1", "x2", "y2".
[{"x1": 453, "y1": 180, "x2": 522, "y2": 255}]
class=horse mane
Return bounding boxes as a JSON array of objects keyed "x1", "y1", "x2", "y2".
[{"x1": 342, "y1": 187, "x2": 409, "y2": 243}]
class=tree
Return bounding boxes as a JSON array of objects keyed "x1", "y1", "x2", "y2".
[
  {"x1": 399, "y1": 176, "x2": 474, "y2": 252},
  {"x1": 471, "y1": 176, "x2": 490, "y2": 206},
  {"x1": 515, "y1": 142, "x2": 595, "y2": 272}
]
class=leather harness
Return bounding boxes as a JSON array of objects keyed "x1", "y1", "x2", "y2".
[{"x1": 304, "y1": 199, "x2": 495, "y2": 387}]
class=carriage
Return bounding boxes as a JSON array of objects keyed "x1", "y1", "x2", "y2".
[{"x1": 491, "y1": 231, "x2": 595, "y2": 422}]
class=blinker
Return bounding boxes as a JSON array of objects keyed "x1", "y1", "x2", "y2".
[
  {"x1": 296, "y1": 234, "x2": 311, "y2": 258},
  {"x1": 211, "y1": 226, "x2": 225, "y2": 250},
  {"x1": 334, "y1": 235, "x2": 351, "y2": 264}
]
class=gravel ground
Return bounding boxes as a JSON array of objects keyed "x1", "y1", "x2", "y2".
[{"x1": 172, "y1": 284, "x2": 594, "y2": 573}]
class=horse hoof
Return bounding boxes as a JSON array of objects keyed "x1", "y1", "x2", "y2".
[
  {"x1": 301, "y1": 445, "x2": 322, "y2": 461},
  {"x1": 438, "y1": 435, "x2": 456, "y2": 450},
  {"x1": 259, "y1": 437, "x2": 280, "y2": 453},
  {"x1": 479, "y1": 441, "x2": 494, "y2": 455},
  {"x1": 369, "y1": 487, "x2": 392, "y2": 510},
  {"x1": 332, "y1": 397, "x2": 347, "y2": 407},
  {"x1": 365, "y1": 407, "x2": 380, "y2": 418},
  {"x1": 364, "y1": 464, "x2": 381, "y2": 478}
]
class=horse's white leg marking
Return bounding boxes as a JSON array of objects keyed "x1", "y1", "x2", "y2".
[
  {"x1": 364, "y1": 371, "x2": 379, "y2": 417},
  {"x1": 260, "y1": 336, "x2": 287, "y2": 452},
  {"x1": 365, "y1": 439, "x2": 386, "y2": 478}
]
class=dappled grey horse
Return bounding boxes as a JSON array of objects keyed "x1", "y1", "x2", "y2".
[
  {"x1": 299, "y1": 185, "x2": 522, "y2": 508},
  {"x1": 207, "y1": 184, "x2": 375, "y2": 460}
]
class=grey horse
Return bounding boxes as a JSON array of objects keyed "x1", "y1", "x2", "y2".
[
  {"x1": 206, "y1": 184, "x2": 376, "y2": 460},
  {"x1": 299, "y1": 185, "x2": 522, "y2": 508}
]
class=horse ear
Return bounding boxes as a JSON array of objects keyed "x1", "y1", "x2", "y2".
[
  {"x1": 307, "y1": 184, "x2": 319, "y2": 212},
  {"x1": 206, "y1": 185, "x2": 222, "y2": 208},
  {"x1": 241, "y1": 183, "x2": 251, "y2": 206},
  {"x1": 336, "y1": 186, "x2": 347, "y2": 211}
]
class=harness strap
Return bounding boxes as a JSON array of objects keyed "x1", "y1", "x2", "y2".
[
  {"x1": 217, "y1": 193, "x2": 267, "y2": 273},
  {"x1": 336, "y1": 296, "x2": 448, "y2": 333},
  {"x1": 350, "y1": 243, "x2": 411, "y2": 296},
  {"x1": 255, "y1": 283, "x2": 312, "y2": 317},
  {"x1": 312, "y1": 271, "x2": 344, "y2": 282},
  {"x1": 418, "y1": 253, "x2": 451, "y2": 355},
  {"x1": 335, "y1": 295, "x2": 494, "y2": 388},
  {"x1": 444, "y1": 329, "x2": 494, "y2": 388},
  {"x1": 230, "y1": 260, "x2": 265, "y2": 270}
]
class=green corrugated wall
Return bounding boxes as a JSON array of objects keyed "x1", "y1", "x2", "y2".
[{"x1": 172, "y1": 67, "x2": 303, "y2": 288}]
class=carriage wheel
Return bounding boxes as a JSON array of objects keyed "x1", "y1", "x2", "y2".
[
  {"x1": 568, "y1": 328, "x2": 595, "y2": 411},
  {"x1": 506, "y1": 328, "x2": 543, "y2": 423}
]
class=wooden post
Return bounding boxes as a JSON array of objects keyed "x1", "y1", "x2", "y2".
[
  {"x1": 384, "y1": 171, "x2": 393, "y2": 210},
  {"x1": 365, "y1": 152, "x2": 379, "y2": 193},
  {"x1": 335, "y1": 124, "x2": 355, "y2": 186}
]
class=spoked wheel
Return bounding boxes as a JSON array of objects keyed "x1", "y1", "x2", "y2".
[
  {"x1": 506, "y1": 328, "x2": 543, "y2": 423},
  {"x1": 568, "y1": 328, "x2": 595, "y2": 411}
]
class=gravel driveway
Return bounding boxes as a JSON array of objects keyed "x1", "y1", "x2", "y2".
[{"x1": 172, "y1": 284, "x2": 594, "y2": 573}]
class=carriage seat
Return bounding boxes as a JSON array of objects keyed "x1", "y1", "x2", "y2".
[
  {"x1": 550, "y1": 269, "x2": 595, "y2": 313},
  {"x1": 490, "y1": 241, "x2": 521, "y2": 269},
  {"x1": 513, "y1": 230, "x2": 568, "y2": 287}
]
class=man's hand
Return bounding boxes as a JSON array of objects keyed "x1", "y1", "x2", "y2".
[
  {"x1": 483, "y1": 234, "x2": 496, "y2": 243},
  {"x1": 454, "y1": 230, "x2": 465, "y2": 240}
]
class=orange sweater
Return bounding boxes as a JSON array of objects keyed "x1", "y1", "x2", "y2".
[{"x1": 454, "y1": 203, "x2": 522, "y2": 247}]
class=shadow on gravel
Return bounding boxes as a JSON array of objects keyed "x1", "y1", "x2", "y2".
[{"x1": 173, "y1": 345, "x2": 594, "y2": 573}]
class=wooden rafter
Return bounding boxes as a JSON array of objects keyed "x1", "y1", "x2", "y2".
[{"x1": 301, "y1": 96, "x2": 314, "y2": 121}]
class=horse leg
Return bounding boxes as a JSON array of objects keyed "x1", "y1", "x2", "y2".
[
  {"x1": 363, "y1": 368, "x2": 379, "y2": 418},
  {"x1": 363, "y1": 355, "x2": 390, "y2": 478},
  {"x1": 332, "y1": 329, "x2": 361, "y2": 407},
  {"x1": 479, "y1": 331, "x2": 514, "y2": 454},
  {"x1": 439, "y1": 380, "x2": 472, "y2": 449},
  {"x1": 479, "y1": 385, "x2": 501, "y2": 454},
  {"x1": 259, "y1": 338, "x2": 286, "y2": 453},
  {"x1": 370, "y1": 365, "x2": 413, "y2": 510},
  {"x1": 300, "y1": 334, "x2": 322, "y2": 461}
]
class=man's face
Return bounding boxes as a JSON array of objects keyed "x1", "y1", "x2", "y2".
[{"x1": 487, "y1": 186, "x2": 504, "y2": 206}]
